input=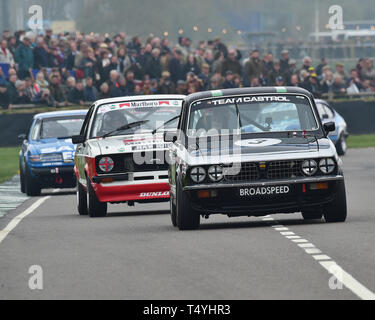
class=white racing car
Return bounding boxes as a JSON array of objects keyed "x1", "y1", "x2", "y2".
[{"x1": 72, "y1": 95, "x2": 185, "y2": 217}]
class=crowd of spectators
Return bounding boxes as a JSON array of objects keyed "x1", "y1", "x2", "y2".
[{"x1": 1, "y1": 29, "x2": 375, "y2": 109}]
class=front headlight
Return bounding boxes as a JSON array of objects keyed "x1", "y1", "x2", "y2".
[
  {"x1": 302, "y1": 159, "x2": 318, "y2": 176},
  {"x1": 29, "y1": 153, "x2": 63, "y2": 162},
  {"x1": 319, "y1": 158, "x2": 335, "y2": 174},
  {"x1": 190, "y1": 166, "x2": 206, "y2": 183},
  {"x1": 29, "y1": 154, "x2": 42, "y2": 162},
  {"x1": 208, "y1": 165, "x2": 223, "y2": 182},
  {"x1": 99, "y1": 156, "x2": 114, "y2": 173}
]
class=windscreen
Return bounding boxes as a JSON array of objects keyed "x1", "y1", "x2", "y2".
[
  {"x1": 40, "y1": 116, "x2": 85, "y2": 139},
  {"x1": 90, "y1": 99, "x2": 183, "y2": 138},
  {"x1": 188, "y1": 95, "x2": 318, "y2": 136}
]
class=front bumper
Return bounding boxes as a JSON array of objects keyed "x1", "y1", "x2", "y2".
[
  {"x1": 183, "y1": 175, "x2": 344, "y2": 216},
  {"x1": 30, "y1": 165, "x2": 76, "y2": 188}
]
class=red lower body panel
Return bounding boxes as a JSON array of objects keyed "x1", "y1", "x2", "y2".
[{"x1": 93, "y1": 182, "x2": 170, "y2": 202}]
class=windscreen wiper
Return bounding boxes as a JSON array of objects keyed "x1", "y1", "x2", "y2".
[
  {"x1": 102, "y1": 120, "x2": 150, "y2": 138},
  {"x1": 151, "y1": 115, "x2": 180, "y2": 135}
]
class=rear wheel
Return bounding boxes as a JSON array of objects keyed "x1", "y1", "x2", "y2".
[
  {"x1": 25, "y1": 167, "x2": 41, "y2": 197},
  {"x1": 324, "y1": 180, "x2": 347, "y2": 223},
  {"x1": 87, "y1": 178, "x2": 107, "y2": 218},
  {"x1": 176, "y1": 182, "x2": 200, "y2": 230},
  {"x1": 336, "y1": 134, "x2": 347, "y2": 156},
  {"x1": 76, "y1": 180, "x2": 88, "y2": 216}
]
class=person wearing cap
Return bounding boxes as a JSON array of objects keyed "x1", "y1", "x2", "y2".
[
  {"x1": 334, "y1": 63, "x2": 348, "y2": 82},
  {"x1": 275, "y1": 76, "x2": 284, "y2": 87},
  {"x1": 302, "y1": 73, "x2": 321, "y2": 98},
  {"x1": 268, "y1": 61, "x2": 285, "y2": 86},
  {"x1": 15, "y1": 36, "x2": 34, "y2": 80},
  {"x1": 245, "y1": 49, "x2": 262, "y2": 84},
  {"x1": 222, "y1": 70, "x2": 237, "y2": 89},
  {"x1": 280, "y1": 49, "x2": 290, "y2": 74}
]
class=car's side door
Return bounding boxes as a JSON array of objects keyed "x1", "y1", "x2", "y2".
[{"x1": 75, "y1": 106, "x2": 95, "y2": 185}]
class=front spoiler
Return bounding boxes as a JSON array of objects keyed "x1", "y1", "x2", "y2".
[
  {"x1": 93, "y1": 182, "x2": 170, "y2": 203},
  {"x1": 183, "y1": 175, "x2": 344, "y2": 191}
]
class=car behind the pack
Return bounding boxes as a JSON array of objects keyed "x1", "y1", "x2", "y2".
[{"x1": 19, "y1": 110, "x2": 87, "y2": 196}]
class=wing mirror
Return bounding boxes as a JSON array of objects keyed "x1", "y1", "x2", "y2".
[
  {"x1": 18, "y1": 134, "x2": 26, "y2": 140},
  {"x1": 164, "y1": 131, "x2": 178, "y2": 143},
  {"x1": 72, "y1": 135, "x2": 86, "y2": 144},
  {"x1": 323, "y1": 121, "x2": 336, "y2": 133}
]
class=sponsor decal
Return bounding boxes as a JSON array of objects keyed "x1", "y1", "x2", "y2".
[
  {"x1": 140, "y1": 191, "x2": 170, "y2": 198},
  {"x1": 211, "y1": 90, "x2": 223, "y2": 97},
  {"x1": 276, "y1": 87, "x2": 287, "y2": 93},
  {"x1": 99, "y1": 100, "x2": 182, "y2": 113},
  {"x1": 211, "y1": 96, "x2": 290, "y2": 106},
  {"x1": 239, "y1": 185, "x2": 290, "y2": 197},
  {"x1": 235, "y1": 138, "x2": 282, "y2": 147},
  {"x1": 123, "y1": 137, "x2": 170, "y2": 151}
]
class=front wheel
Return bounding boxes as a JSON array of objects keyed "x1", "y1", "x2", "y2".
[
  {"x1": 324, "y1": 180, "x2": 347, "y2": 223},
  {"x1": 170, "y1": 193, "x2": 177, "y2": 227},
  {"x1": 176, "y1": 182, "x2": 200, "y2": 230},
  {"x1": 20, "y1": 169, "x2": 26, "y2": 193},
  {"x1": 25, "y1": 168, "x2": 41, "y2": 197},
  {"x1": 76, "y1": 180, "x2": 88, "y2": 216},
  {"x1": 87, "y1": 178, "x2": 107, "y2": 218}
]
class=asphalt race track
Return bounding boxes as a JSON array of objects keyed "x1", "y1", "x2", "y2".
[{"x1": 0, "y1": 148, "x2": 374, "y2": 300}]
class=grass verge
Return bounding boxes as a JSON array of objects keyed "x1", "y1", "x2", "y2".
[
  {"x1": 347, "y1": 134, "x2": 375, "y2": 149},
  {"x1": 0, "y1": 147, "x2": 21, "y2": 184}
]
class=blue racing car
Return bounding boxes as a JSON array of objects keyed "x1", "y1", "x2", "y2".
[{"x1": 19, "y1": 110, "x2": 87, "y2": 196}]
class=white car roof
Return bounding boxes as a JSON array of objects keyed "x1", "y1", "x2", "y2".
[{"x1": 94, "y1": 95, "x2": 186, "y2": 107}]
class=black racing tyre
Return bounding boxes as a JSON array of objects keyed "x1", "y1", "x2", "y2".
[
  {"x1": 25, "y1": 168, "x2": 41, "y2": 197},
  {"x1": 176, "y1": 182, "x2": 200, "y2": 230},
  {"x1": 336, "y1": 134, "x2": 347, "y2": 156},
  {"x1": 20, "y1": 169, "x2": 26, "y2": 193},
  {"x1": 301, "y1": 209, "x2": 323, "y2": 220},
  {"x1": 170, "y1": 193, "x2": 177, "y2": 227},
  {"x1": 87, "y1": 178, "x2": 107, "y2": 218},
  {"x1": 324, "y1": 180, "x2": 347, "y2": 223},
  {"x1": 76, "y1": 180, "x2": 88, "y2": 216}
]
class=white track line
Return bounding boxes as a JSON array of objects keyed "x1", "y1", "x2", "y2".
[
  {"x1": 0, "y1": 196, "x2": 50, "y2": 245},
  {"x1": 267, "y1": 219, "x2": 375, "y2": 300}
]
